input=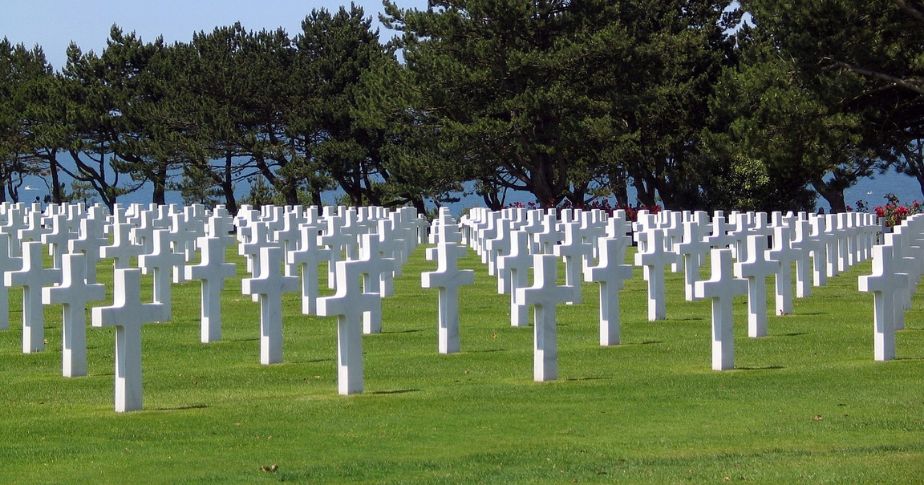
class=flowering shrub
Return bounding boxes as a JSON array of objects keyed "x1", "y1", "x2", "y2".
[
  {"x1": 874, "y1": 193, "x2": 923, "y2": 228},
  {"x1": 506, "y1": 199, "x2": 662, "y2": 222}
]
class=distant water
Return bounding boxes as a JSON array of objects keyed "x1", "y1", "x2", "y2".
[
  {"x1": 839, "y1": 167, "x2": 922, "y2": 210},
  {"x1": 22, "y1": 161, "x2": 923, "y2": 214}
]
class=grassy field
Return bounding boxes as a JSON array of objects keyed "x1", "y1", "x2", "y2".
[{"x1": 0, "y1": 244, "x2": 923, "y2": 483}]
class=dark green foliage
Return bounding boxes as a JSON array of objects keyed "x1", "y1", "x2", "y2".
[{"x1": 2, "y1": 1, "x2": 923, "y2": 210}]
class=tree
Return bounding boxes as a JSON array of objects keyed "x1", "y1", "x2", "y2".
[
  {"x1": 0, "y1": 38, "x2": 55, "y2": 203},
  {"x1": 383, "y1": 0, "x2": 627, "y2": 208},
  {"x1": 739, "y1": 0, "x2": 924, "y2": 203}
]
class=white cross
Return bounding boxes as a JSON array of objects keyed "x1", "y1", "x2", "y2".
[
  {"x1": 859, "y1": 244, "x2": 909, "y2": 361},
  {"x1": 359, "y1": 233, "x2": 396, "y2": 335},
  {"x1": 695, "y1": 248, "x2": 748, "y2": 370},
  {"x1": 137, "y1": 229, "x2": 183, "y2": 322},
  {"x1": 91, "y1": 268, "x2": 166, "y2": 412},
  {"x1": 808, "y1": 215, "x2": 831, "y2": 286},
  {"x1": 317, "y1": 258, "x2": 381, "y2": 395},
  {"x1": 677, "y1": 212, "x2": 710, "y2": 301},
  {"x1": 68, "y1": 214, "x2": 107, "y2": 285},
  {"x1": 533, "y1": 213, "x2": 561, "y2": 255},
  {"x1": 185, "y1": 235, "x2": 237, "y2": 343},
  {"x1": 497, "y1": 230, "x2": 533, "y2": 327},
  {"x1": 320, "y1": 214, "x2": 353, "y2": 289},
  {"x1": 517, "y1": 254, "x2": 572, "y2": 381},
  {"x1": 734, "y1": 234, "x2": 778, "y2": 338},
  {"x1": 287, "y1": 222, "x2": 329, "y2": 316},
  {"x1": 554, "y1": 221, "x2": 590, "y2": 304},
  {"x1": 634, "y1": 228, "x2": 672, "y2": 321},
  {"x1": 0, "y1": 205, "x2": 25, "y2": 257},
  {"x1": 422, "y1": 239, "x2": 474, "y2": 354},
  {"x1": 790, "y1": 218, "x2": 814, "y2": 298},
  {"x1": 42, "y1": 253, "x2": 105, "y2": 377},
  {"x1": 766, "y1": 225, "x2": 797, "y2": 315},
  {"x1": 5, "y1": 241, "x2": 61, "y2": 353},
  {"x1": 239, "y1": 221, "x2": 274, "y2": 276},
  {"x1": 101, "y1": 221, "x2": 140, "y2": 269},
  {"x1": 241, "y1": 245, "x2": 299, "y2": 365},
  {"x1": 40, "y1": 212, "x2": 71, "y2": 269},
  {"x1": 0, "y1": 234, "x2": 22, "y2": 330},
  {"x1": 485, "y1": 218, "x2": 511, "y2": 293},
  {"x1": 583, "y1": 235, "x2": 633, "y2": 346},
  {"x1": 374, "y1": 219, "x2": 400, "y2": 297}
]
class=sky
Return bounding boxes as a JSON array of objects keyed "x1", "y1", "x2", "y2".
[{"x1": 0, "y1": 0, "x2": 426, "y2": 71}]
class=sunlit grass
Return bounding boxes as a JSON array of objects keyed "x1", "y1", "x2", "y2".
[{"x1": 0, "y1": 245, "x2": 922, "y2": 483}]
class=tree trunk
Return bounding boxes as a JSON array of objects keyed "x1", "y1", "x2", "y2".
[
  {"x1": 49, "y1": 153, "x2": 63, "y2": 204},
  {"x1": 152, "y1": 162, "x2": 168, "y2": 205},
  {"x1": 813, "y1": 181, "x2": 847, "y2": 213},
  {"x1": 634, "y1": 176, "x2": 655, "y2": 207}
]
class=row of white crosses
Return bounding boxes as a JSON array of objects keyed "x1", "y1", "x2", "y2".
[
  {"x1": 0, "y1": 201, "x2": 427, "y2": 411},
  {"x1": 859, "y1": 213, "x2": 923, "y2": 361},
  {"x1": 235, "y1": 204, "x2": 426, "y2": 394},
  {"x1": 457, "y1": 206, "x2": 883, "y2": 375},
  {"x1": 0, "y1": 199, "x2": 890, "y2": 410}
]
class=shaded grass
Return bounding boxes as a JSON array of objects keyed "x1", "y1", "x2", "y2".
[{"x1": 0, "y1": 245, "x2": 923, "y2": 483}]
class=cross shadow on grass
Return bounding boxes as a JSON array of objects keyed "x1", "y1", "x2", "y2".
[
  {"x1": 735, "y1": 365, "x2": 785, "y2": 371},
  {"x1": 150, "y1": 403, "x2": 208, "y2": 411},
  {"x1": 382, "y1": 329, "x2": 423, "y2": 334},
  {"x1": 369, "y1": 388, "x2": 420, "y2": 395}
]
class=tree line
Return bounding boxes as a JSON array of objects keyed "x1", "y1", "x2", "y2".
[{"x1": 1, "y1": 1, "x2": 921, "y2": 214}]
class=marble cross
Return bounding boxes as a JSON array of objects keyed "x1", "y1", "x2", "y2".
[
  {"x1": 42, "y1": 253, "x2": 105, "y2": 377},
  {"x1": 101, "y1": 221, "x2": 140, "y2": 269},
  {"x1": 634, "y1": 228, "x2": 672, "y2": 321},
  {"x1": 359, "y1": 233, "x2": 396, "y2": 335},
  {"x1": 497, "y1": 230, "x2": 533, "y2": 327},
  {"x1": 583, "y1": 235, "x2": 633, "y2": 346},
  {"x1": 287, "y1": 222, "x2": 329, "y2": 316},
  {"x1": 5, "y1": 241, "x2": 61, "y2": 353},
  {"x1": 677, "y1": 212, "x2": 710, "y2": 301},
  {"x1": 317, "y1": 258, "x2": 381, "y2": 395},
  {"x1": 858, "y1": 244, "x2": 909, "y2": 361},
  {"x1": 554, "y1": 221, "x2": 591, "y2": 304},
  {"x1": 241, "y1": 245, "x2": 299, "y2": 365},
  {"x1": 789, "y1": 218, "x2": 814, "y2": 298},
  {"x1": 517, "y1": 254, "x2": 572, "y2": 382},
  {"x1": 91, "y1": 268, "x2": 166, "y2": 412},
  {"x1": 68, "y1": 214, "x2": 107, "y2": 285},
  {"x1": 137, "y1": 229, "x2": 183, "y2": 322},
  {"x1": 185, "y1": 234, "x2": 237, "y2": 343},
  {"x1": 0, "y1": 234, "x2": 22, "y2": 330},
  {"x1": 808, "y1": 215, "x2": 830, "y2": 287},
  {"x1": 695, "y1": 248, "x2": 748, "y2": 370},
  {"x1": 422, "y1": 239, "x2": 474, "y2": 354},
  {"x1": 533, "y1": 213, "x2": 562, "y2": 255},
  {"x1": 40, "y1": 212, "x2": 71, "y2": 269},
  {"x1": 766, "y1": 225, "x2": 797, "y2": 315},
  {"x1": 734, "y1": 234, "x2": 778, "y2": 338}
]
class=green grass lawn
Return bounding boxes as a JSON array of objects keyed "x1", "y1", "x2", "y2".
[{"x1": 1, "y1": 245, "x2": 923, "y2": 483}]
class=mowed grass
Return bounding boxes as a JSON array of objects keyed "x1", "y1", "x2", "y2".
[{"x1": 1, "y1": 244, "x2": 923, "y2": 483}]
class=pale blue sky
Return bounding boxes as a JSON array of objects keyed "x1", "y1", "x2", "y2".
[{"x1": 0, "y1": 0, "x2": 425, "y2": 70}]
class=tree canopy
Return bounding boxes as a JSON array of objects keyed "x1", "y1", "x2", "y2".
[{"x1": 1, "y1": 1, "x2": 921, "y2": 213}]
